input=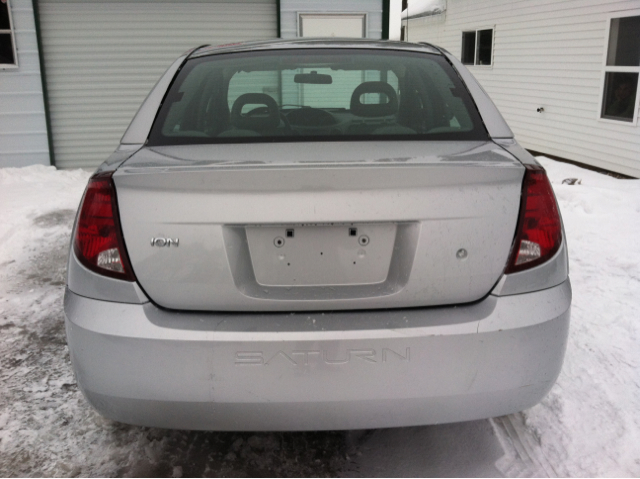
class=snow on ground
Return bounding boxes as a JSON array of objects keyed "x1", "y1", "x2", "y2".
[
  {"x1": 514, "y1": 157, "x2": 640, "y2": 477},
  {"x1": 0, "y1": 159, "x2": 639, "y2": 476},
  {"x1": 0, "y1": 167, "x2": 349, "y2": 476}
]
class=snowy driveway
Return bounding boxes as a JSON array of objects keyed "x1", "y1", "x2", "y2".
[{"x1": 0, "y1": 158, "x2": 638, "y2": 476}]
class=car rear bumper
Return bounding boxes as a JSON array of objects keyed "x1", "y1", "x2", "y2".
[{"x1": 64, "y1": 280, "x2": 571, "y2": 431}]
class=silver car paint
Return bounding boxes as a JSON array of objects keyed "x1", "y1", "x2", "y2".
[
  {"x1": 441, "y1": 51, "x2": 514, "y2": 139},
  {"x1": 113, "y1": 141, "x2": 524, "y2": 311},
  {"x1": 494, "y1": 138, "x2": 543, "y2": 166},
  {"x1": 66, "y1": 234, "x2": 569, "y2": 304},
  {"x1": 119, "y1": 52, "x2": 189, "y2": 146},
  {"x1": 491, "y1": 237, "x2": 569, "y2": 296},
  {"x1": 64, "y1": 279, "x2": 570, "y2": 431},
  {"x1": 94, "y1": 144, "x2": 144, "y2": 174},
  {"x1": 67, "y1": 251, "x2": 149, "y2": 304},
  {"x1": 190, "y1": 38, "x2": 442, "y2": 59}
]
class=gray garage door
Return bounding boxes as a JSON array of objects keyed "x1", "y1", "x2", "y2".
[{"x1": 38, "y1": 0, "x2": 277, "y2": 169}]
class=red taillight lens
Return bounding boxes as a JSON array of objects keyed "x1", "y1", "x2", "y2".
[
  {"x1": 505, "y1": 165, "x2": 562, "y2": 274},
  {"x1": 73, "y1": 172, "x2": 136, "y2": 281}
]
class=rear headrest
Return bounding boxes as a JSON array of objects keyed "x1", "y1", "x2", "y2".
[
  {"x1": 230, "y1": 93, "x2": 280, "y2": 131},
  {"x1": 350, "y1": 82, "x2": 399, "y2": 117}
]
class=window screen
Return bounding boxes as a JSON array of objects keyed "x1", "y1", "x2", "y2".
[
  {"x1": 461, "y1": 29, "x2": 493, "y2": 66},
  {"x1": 606, "y1": 16, "x2": 640, "y2": 67},
  {"x1": 602, "y1": 72, "x2": 638, "y2": 121},
  {"x1": 477, "y1": 30, "x2": 493, "y2": 66},
  {"x1": 461, "y1": 32, "x2": 475, "y2": 65},
  {"x1": 0, "y1": 0, "x2": 17, "y2": 66},
  {"x1": 601, "y1": 15, "x2": 640, "y2": 122}
]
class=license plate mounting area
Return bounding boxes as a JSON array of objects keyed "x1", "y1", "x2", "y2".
[{"x1": 245, "y1": 224, "x2": 396, "y2": 287}]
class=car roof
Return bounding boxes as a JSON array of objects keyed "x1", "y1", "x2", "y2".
[{"x1": 190, "y1": 38, "x2": 443, "y2": 58}]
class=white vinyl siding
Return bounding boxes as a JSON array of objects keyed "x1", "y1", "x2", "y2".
[
  {"x1": 404, "y1": 0, "x2": 640, "y2": 178},
  {"x1": 38, "y1": 0, "x2": 277, "y2": 170},
  {"x1": 0, "y1": 0, "x2": 49, "y2": 167}
]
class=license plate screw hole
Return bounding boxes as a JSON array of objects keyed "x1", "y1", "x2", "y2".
[
  {"x1": 349, "y1": 228, "x2": 357, "y2": 237},
  {"x1": 286, "y1": 229, "x2": 295, "y2": 238}
]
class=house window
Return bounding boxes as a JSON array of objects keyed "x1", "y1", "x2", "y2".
[
  {"x1": 299, "y1": 14, "x2": 367, "y2": 38},
  {"x1": 600, "y1": 15, "x2": 640, "y2": 122},
  {"x1": 1, "y1": 0, "x2": 17, "y2": 67},
  {"x1": 461, "y1": 29, "x2": 493, "y2": 66}
]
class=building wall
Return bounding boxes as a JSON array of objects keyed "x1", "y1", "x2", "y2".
[
  {"x1": 280, "y1": 0, "x2": 383, "y2": 39},
  {"x1": 0, "y1": 0, "x2": 49, "y2": 167},
  {"x1": 404, "y1": 0, "x2": 640, "y2": 178}
]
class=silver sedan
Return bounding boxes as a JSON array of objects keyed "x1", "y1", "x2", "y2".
[{"x1": 64, "y1": 39, "x2": 570, "y2": 431}]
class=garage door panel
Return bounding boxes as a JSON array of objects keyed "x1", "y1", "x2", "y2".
[{"x1": 39, "y1": 1, "x2": 277, "y2": 169}]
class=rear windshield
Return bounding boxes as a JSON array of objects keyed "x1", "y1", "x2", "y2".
[{"x1": 147, "y1": 49, "x2": 488, "y2": 146}]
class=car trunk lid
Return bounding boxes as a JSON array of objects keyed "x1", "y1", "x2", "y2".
[{"x1": 114, "y1": 141, "x2": 524, "y2": 311}]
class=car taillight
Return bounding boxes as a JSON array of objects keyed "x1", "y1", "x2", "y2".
[
  {"x1": 73, "y1": 172, "x2": 136, "y2": 281},
  {"x1": 505, "y1": 165, "x2": 562, "y2": 274}
]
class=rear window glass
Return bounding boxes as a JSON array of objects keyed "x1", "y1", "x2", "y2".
[{"x1": 147, "y1": 49, "x2": 488, "y2": 145}]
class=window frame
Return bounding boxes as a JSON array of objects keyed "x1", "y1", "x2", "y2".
[
  {"x1": 597, "y1": 10, "x2": 640, "y2": 126},
  {"x1": 146, "y1": 49, "x2": 490, "y2": 147},
  {"x1": 0, "y1": 0, "x2": 18, "y2": 69},
  {"x1": 460, "y1": 26, "x2": 494, "y2": 68},
  {"x1": 298, "y1": 13, "x2": 368, "y2": 39}
]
